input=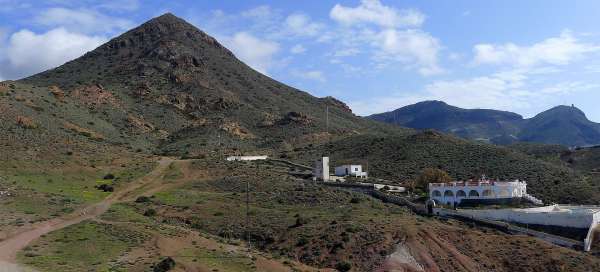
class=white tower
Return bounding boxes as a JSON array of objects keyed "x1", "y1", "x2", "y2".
[{"x1": 313, "y1": 157, "x2": 329, "y2": 181}]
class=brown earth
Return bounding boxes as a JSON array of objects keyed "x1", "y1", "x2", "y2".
[{"x1": 0, "y1": 157, "x2": 173, "y2": 262}]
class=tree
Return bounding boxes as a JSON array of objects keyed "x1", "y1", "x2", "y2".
[{"x1": 416, "y1": 168, "x2": 451, "y2": 192}]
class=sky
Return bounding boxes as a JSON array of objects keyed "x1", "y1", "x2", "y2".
[{"x1": 1, "y1": 1, "x2": 600, "y2": 121}]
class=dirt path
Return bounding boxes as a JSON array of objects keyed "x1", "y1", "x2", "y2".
[{"x1": 0, "y1": 157, "x2": 175, "y2": 263}]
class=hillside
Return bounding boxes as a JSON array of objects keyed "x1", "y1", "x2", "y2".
[
  {"x1": 13, "y1": 13, "x2": 400, "y2": 159},
  {"x1": 369, "y1": 101, "x2": 600, "y2": 146},
  {"x1": 3, "y1": 13, "x2": 600, "y2": 272},
  {"x1": 287, "y1": 131, "x2": 600, "y2": 204}
]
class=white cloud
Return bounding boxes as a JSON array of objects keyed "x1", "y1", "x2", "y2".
[
  {"x1": 241, "y1": 5, "x2": 273, "y2": 19},
  {"x1": 35, "y1": 8, "x2": 133, "y2": 34},
  {"x1": 473, "y1": 31, "x2": 600, "y2": 67},
  {"x1": 285, "y1": 13, "x2": 323, "y2": 37},
  {"x1": 95, "y1": 0, "x2": 140, "y2": 12},
  {"x1": 333, "y1": 48, "x2": 360, "y2": 57},
  {"x1": 290, "y1": 44, "x2": 306, "y2": 54},
  {"x1": 349, "y1": 68, "x2": 597, "y2": 116},
  {"x1": 292, "y1": 70, "x2": 326, "y2": 82},
  {"x1": 374, "y1": 29, "x2": 443, "y2": 75},
  {"x1": 330, "y1": 0, "x2": 425, "y2": 28},
  {"x1": 1, "y1": 28, "x2": 105, "y2": 79},
  {"x1": 224, "y1": 32, "x2": 280, "y2": 74}
]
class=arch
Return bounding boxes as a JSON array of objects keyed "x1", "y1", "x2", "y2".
[
  {"x1": 444, "y1": 190, "x2": 454, "y2": 197},
  {"x1": 497, "y1": 189, "x2": 510, "y2": 198},
  {"x1": 468, "y1": 190, "x2": 479, "y2": 197},
  {"x1": 432, "y1": 190, "x2": 442, "y2": 197},
  {"x1": 482, "y1": 189, "x2": 495, "y2": 198},
  {"x1": 456, "y1": 190, "x2": 467, "y2": 198}
]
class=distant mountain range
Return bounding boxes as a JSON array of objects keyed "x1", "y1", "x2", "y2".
[{"x1": 369, "y1": 101, "x2": 600, "y2": 147}]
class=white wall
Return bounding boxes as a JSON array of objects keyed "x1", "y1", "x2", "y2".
[
  {"x1": 335, "y1": 165, "x2": 362, "y2": 176},
  {"x1": 226, "y1": 156, "x2": 268, "y2": 161},
  {"x1": 455, "y1": 206, "x2": 596, "y2": 229},
  {"x1": 430, "y1": 182, "x2": 528, "y2": 205}
]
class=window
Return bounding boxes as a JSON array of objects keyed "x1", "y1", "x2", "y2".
[{"x1": 354, "y1": 168, "x2": 358, "y2": 171}]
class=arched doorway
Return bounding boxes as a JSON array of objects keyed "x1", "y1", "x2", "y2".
[{"x1": 468, "y1": 190, "x2": 479, "y2": 198}]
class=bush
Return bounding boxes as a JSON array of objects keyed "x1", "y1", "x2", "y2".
[
  {"x1": 96, "y1": 184, "x2": 114, "y2": 192},
  {"x1": 153, "y1": 257, "x2": 176, "y2": 272},
  {"x1": 144, "y1": 209, "x2": 157, "y2": 217},
  {"x1": 135, "y1": 196, "x2": 151, "y2": 203},
  {"x1": 103, "y1": 173, "x2": 115, "y2": 180},
  {"x1": 296, "y1": 237, "x2": 309, "y2": 246},
  {"x1": 291, "y1": 216, "x2": 309, "y2": 228},
  {"x1": 350, "y1": 197, "x2": 361, "y2": 204},
  {"x1": 335, "y1": 261, "x2": 352, "y2": 272},
  {"x1": 416, "y1": 168, "x2": 451, "y2": 191}
]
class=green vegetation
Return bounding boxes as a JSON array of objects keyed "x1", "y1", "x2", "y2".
[
  {"x1": 287, "y1": 132, "x2": 600, "y2": 204},
  {"x1": 177, "y1": 247, "x2": 254, "y2": 272},
  {"x1": 133, "y1": 162, "x2": 417, "y2": 271},
  {"x1": 17, "y1": 220, "x2": 149, "y2": 272},
  {"x1": 416, "y1": 168, "x2": 452, "y2": 191}
]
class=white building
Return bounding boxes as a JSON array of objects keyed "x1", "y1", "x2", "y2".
[
  {"x1": 429, "y1": 178, "x2": 542, "y2": 206},
  {"x1": 226, "y1": 155, "x2": 268, "y2": 161},
  {"x1": 334, "y1": 165, "x2": 367, "y2": 178},
  {"x1": 313, "y1": 157, "x2": 330, "y2": 181}
]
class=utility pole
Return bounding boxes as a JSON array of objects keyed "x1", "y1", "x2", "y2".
[
  {"x1": 326, "y1": 105, "x2": 329, "y2": 136},
  {"x1": 246, "y1": 178, "x2": 250, "y2": 251}
]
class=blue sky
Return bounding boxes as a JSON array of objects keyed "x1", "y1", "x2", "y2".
[{"x1": 1, "y1": 1, "x2": 600, "y2": 121}]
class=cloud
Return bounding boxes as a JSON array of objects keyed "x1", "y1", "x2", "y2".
[
  {"x1": 34, "y1": 7, "x2": 133, "y2": 34},
  {"x1": 326, "y1": 1, "x2": 441, "y2": 76},
  {"x1": 349, "y1": 68, "x2": 597, "y2": 116},
  {"x1": 284, "y1": 13, "x2": 323, "y2": 37},
  {"x1": 241, "y1": 5, "x2": 273, "y2": 19},
  {"x1": 1, "y1": 28, "x2": 105, "y2": 79},
  {"x1": 292, "y1": 70, "x2": 326, "y2": 82},
  {"x1": 374, "y1": 29, "x2": 443, "y2": 75},
  {"x1": 330, "y1": 0, "x2": 425, "y2": 28},
  {"x1": 223, "y1": 32, "x2": 280, "y2": 74},
  {"x1": 473, "y1": 31, "x2": 600, "y2": 67},
  {"x1": 333, "y1": 48, "x2": 360, "y2": 57},
  {"x1": 95, "y1": 0, "x2": 140, "y2": 12},
  {"x1": 290, "y1": 44, "x2": 306, "y2": 54}
]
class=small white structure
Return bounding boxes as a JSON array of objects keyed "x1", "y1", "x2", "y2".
[
  {"x1": 429, "y1": 178, "x2": 542, "y2": 206},
  {"x1": 313, "y1": 157, "x2": 330, "y2": 181},
  {"x1": 374, "y1": 184, "x2": 405, "y2": 193},
  {"x1": 226, "y1": 155, "x2": 268, "y2": 161},
  {"x1": 334, "y1": 165, "x2": 367, "y2": 178}
]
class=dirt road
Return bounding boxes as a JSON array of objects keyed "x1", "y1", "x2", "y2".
[{"x1": 0, "y1": 157, "x2": 175, "y2": 263}]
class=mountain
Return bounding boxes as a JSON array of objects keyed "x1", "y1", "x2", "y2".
[
  {"x1": 520, "y1": 106, "x2": 600, "y2": 146},
  {"x1": 3, "y1": 13, "x2": 600, "y2": 272},
  {"x1": 5, "y1": 13, "x2": 399, "y2": 160},
  {"x1": 369, "y1": 101, "x2": 600, "y2": 146},
  {"x1": 369, "y1": 100, "x2": 523, "y2": 143},
  {"x1": 1, "y1": 13, "x2": 598, "y2": 203}
]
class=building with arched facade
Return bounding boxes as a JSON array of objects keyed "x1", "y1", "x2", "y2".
[{"x1": 429, "y1": 178, "x2": 543, "y2": 207}]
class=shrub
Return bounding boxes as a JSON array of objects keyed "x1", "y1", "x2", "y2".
[
  {"x1": 416, "y1": 168, "x2": 451, "y2": 191},
  {"x1": 135, "y1": 196, "x2": 151, "y2": 203},
  {"x1": 144, "y1": 209, "x2": 157, "y2": 217},
  {"x1": 335, "y1": 261, "x2": 352, "y2": 272},
  {"x1": 103, "y1": 173, "x2": 115, "y2": 180},
  {"x1": 291, "y1": 216, "x2": 309, "y2": 228},
  {"x1": 350, "y1": 197, "x2": 361, "y2": 204},
  {"x1": 96, "y1": 184, "x2": 114, "y2": 192},
  {"x1": 153, "y1": 257, "x2": 176, "y2": 272},
  {"x1": 296, "y1": 237, "x2": 309, "y2": 246}
]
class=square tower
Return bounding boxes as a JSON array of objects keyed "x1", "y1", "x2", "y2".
[{"x1": 313, "y1": 157, "x2": 329, "y2": 181}]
